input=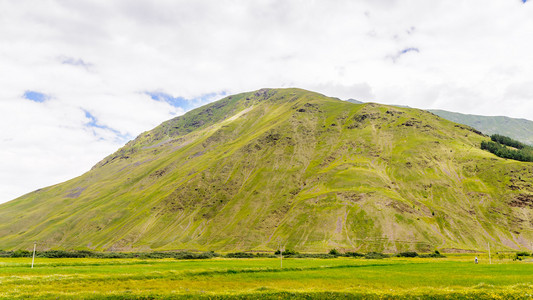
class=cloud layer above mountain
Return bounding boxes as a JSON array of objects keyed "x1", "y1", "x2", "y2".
[{"x1": 0, "y1": 0, "x2": 532, "y2": 203}]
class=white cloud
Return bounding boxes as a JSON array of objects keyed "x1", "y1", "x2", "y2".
[{"x1": 0, "y1": 0, "x2": 532, "y2": 203}]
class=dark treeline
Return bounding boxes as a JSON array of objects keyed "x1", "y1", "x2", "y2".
[
  {"x1": 0, "y1": 249, "x2": 447, "y2": 259},
  {"x1": 491, "y1": 134, "x2": 527, "y2": 149},
  {"x1": 481, "y1": 141, "x2": 533, "y2": 162},
  {"x1": 481, "y1": 135, "x2": 533, "y2": 162},
  {"x1": 0, "y1": 249, "x2": 219, "y2": 259}
]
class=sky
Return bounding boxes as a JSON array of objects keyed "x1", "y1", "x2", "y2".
[{"x1": 1, "y1": 0, "x2": 532, "y2": 204}]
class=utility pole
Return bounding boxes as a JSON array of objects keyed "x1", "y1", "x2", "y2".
[
  {"x1": 488, "y1": 242, "x2": 491, "y2": 265},
  {"x1": 280, "y1": 249, "x2": 283, "y2": 268},
  {"x1": 279, "y1": 242, "x2": 284, "y2": 269},
  {"x1": 31, "y1": 242, "x2": 36, "y2": 269}
]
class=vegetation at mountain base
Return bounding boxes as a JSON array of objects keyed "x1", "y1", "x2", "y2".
[
  {"x1": 480, "y1": 134, "x2": 533, "y2": 162},
  {"x1": 1, "y1": 256, "x2": 533, "y2": 299},
  {"x1": 490, "y1": 134, "x2": 529, "y2": 150},
  {"x1": 429, "y1": 109, "x2": 533, "y2": 146},
  {"x1": 0, "y1": 88, "x2": 532, "y2": 253},
  {"x1": 0, "y1": 249, "x2": 219, "y2": 259},
  {"x1": 0, "y1": 248, "x2": 448, "y2": 260}
]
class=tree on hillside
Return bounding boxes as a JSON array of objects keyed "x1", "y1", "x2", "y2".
[
  {"x1": 481, "y1": 139, "x2": 533, "y2": 162},
  {"x1": 491, "y1": 134, "x2": 526, "y2": 149}
]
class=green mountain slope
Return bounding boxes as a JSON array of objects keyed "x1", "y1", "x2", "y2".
[
  {"x1": 347, "y1": 100, "x2": 533, "y2": 146},
  {"x1": 1, "y1": 88, "x2": 532, "y2": 253},
  {"x1": 429, "y1": 110, "x2": 533, "y2": 146}
]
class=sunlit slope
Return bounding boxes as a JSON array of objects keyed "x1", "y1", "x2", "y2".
[{"x1": 0, "y1": 88, "x2": 532, "y2": 252}]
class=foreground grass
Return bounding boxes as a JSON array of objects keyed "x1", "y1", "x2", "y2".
[{"x1": 1, "y1": 256, "x2": 533, "y2": 299}]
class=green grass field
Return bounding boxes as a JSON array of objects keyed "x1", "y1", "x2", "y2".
[{"x1": 1, "y1": 255, "x2": 533, "y2": 299}]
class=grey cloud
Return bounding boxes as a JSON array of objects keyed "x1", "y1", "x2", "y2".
[
  {"x1": 311, "y1": 82, "x2": 376, "y2": 102},
  {"x1": 505, "y1": 81, "x2": 533, "y2": 99},
  {"x1": 59, "y1": 56, "x2": 93, "y2": 69}
]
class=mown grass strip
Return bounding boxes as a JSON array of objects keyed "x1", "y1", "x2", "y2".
[
  {"x1": 0, "y1": 262, "x2": 403, "y2": 285},
  {"x1": 4, "y1": 290, "x2": 533, "y2": 300}
]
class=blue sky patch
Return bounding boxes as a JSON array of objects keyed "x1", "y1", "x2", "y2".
[
  {"x1": 389, "y1": 47, "x2": 420, "y2": 63},
  {"x1": 147, "y1": 92, "x2": 190, "y2": 108},
  {"x1": 23, "y1": 91, "x2": 49, "y2": 103},
  {"x1": 83, "y1": 109, "x2": 131, "y2": 142},
  {"x1": 146, "y1": 91, "x2": 227, "y2": 110},
  {"x1": 400, "y1": 47, "x2": 420, "y2": 54},
  {"x1": 84, "y1": 110, "x2": 106, "y2": 129},
  {"x1": 60, "y1": 56, "x2": 92, "y2": 69}
]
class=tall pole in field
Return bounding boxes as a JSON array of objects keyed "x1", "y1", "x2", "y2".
[
  {"x1": 280, "y1": 245, "x2": 283, "y2": 269},
  {"x1": 488, "y1": 242, "x2": 491, "y2": 265},
  {"x1": 279, "y1": 242, "x2": 284, "y2": 269},
  {"x1": 31, "y1": 242, "x2": 36, "y2": 269}
]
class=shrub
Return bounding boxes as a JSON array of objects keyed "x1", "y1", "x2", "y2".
[
  {"x1": 12, "y1": 249, "x2": 31, "y2": 257},
  {"x1": 135, "y1": 251, "x2": 219, "y2": 259},
  {"x1": 38, "y1": 250, "x2": 94, "y2": 258},
  {"x1": 396, "y1": 251, "x2": 418, "y2": 258},
  {"x1": 225, "y1": 252, "x2": 256, "y2": 258},
  {"x1": 364, "y1": 252, "x2": 389, "y2": 259},
  {"x1": 1, "y1": 249, "x2": 222, "y2": 259},
  {"x1": 0, "y1": 250, "x2": 13, "y2": 257},
  {"x1": 328, "y1": 249, "x2": 340, "y2": 256},
  {"x1": 491, "y1": 134, "x2": 526, "y2": 149},
  {"x1": 344, "y1": 252, "x2": 364, "y2": 258},
  {"x1": 274, "y1": 249, "x2": 298, "y2": 256},
  {"x1": 290, "y1": 253, "x2": 336, "y2": 259},
  {"x1": 481, "y1": 139, "x2": 533, "y2": 162},
  {"x1": 419, "y1": 250, "x2": 446, "y2": 258},
  {"x1": 283, "y1": 249, "x2": 298, "y2": 256},
  {"x1": 174, "y1": 252, "x2": 217, "y2": 259}
]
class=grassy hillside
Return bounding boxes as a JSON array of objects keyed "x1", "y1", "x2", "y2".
[
  {"x1": 0, "y1": 88, "x2": 532, "y2": 253},
  {"x1": 429, "y1": 109, "x2": 533, "y2": 146}
]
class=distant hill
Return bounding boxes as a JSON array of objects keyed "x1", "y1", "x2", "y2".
[
  {"x1": 0, "y1": 88, "x2": 532, "y2": 253},
  {"x1": 347, "y1": 99, "x2": 532, "y2": 145},
  {"x1": 346, "y1": 98, "x2": 364, "y2": 104},
  {"x1": 428, "y1": 110, "x2": 533, "y2": 146}
]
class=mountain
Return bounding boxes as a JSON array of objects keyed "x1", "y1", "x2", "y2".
[
  {"x1": 0, "y1": 88, "x2": 532, "y2": 253},
  {"x1": 346, "y1": 98, "x2": 364, "y2": 104},
  {"x1": 347, "y1": 100, "x2": 533, "y2": 146},
  {"x1": 428, "y1": 110, "x2": 533, "y2": 146}
]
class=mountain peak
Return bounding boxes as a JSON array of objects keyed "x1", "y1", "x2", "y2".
[{"x1": 1, "y1": 88, "x2": 532, "y2": 253}]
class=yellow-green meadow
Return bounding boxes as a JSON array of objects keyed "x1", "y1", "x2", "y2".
[{"x1": 1, "y1": 255, "x2": 532, "y2": 299}]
